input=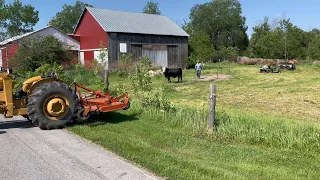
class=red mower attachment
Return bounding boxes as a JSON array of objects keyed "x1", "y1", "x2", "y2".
[{"x1": 71, "y1": 82, "x2": 130, "y2": 121}]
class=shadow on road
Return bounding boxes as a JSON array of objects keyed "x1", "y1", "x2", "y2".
[
  {"x1": 0, "y1": 131, "x2": 7, "y2": 134},
  {"x1": 0, "y1": 120, "x2": 34, "y2": 130},
  {"x1": 0, "y1": 111, "x2": 141, "y2": 130}
]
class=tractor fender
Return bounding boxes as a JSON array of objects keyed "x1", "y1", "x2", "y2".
[
  {"x1": 22, "y1": 76, "x2": 42, "y2": 93},
  {"x1": 24, "y1": 77, "x2": 63, "y2": 96}
]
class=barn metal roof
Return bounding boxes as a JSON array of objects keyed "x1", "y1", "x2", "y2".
[
  {"x1": 79, "y1": 7, "x2": 189, "y2": 37},
  {"x1": 0, "y1": 26, "x2": 80, "y2": 50},
  {"x1": 0, "y1": 32, "x2": 33, "y2": 46}
]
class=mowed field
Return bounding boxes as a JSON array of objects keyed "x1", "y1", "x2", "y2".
[{"x1": 68, "y1": 63, "x2": 320, "y2": 180}]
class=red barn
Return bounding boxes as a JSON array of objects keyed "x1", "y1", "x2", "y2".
[
  {"x1": 0, "y1": 26, "x2": 80, "y2": 69},
  {"x1": 70, "y1": 7, "x2": 189, "y2": 70}
]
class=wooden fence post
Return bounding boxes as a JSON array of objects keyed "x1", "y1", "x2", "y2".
[{"x1": 209, "y1": 84, "x2": 217, "y2": 129}]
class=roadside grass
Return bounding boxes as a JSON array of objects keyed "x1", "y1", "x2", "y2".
[
  {"x1": 69, "y1": 102, "x2": 320, "y2": 180},
  {"x1": 68, "y1": 62, "x2": 320, "y2": 179}
]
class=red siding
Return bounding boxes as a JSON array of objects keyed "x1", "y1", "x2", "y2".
[
  {"x1": 84, "y1": 51, "x2": 94, "y2": 68},
  {"x1": 0, "y1": 43, "x2": 19, "y2": 68},
  {"x1": 75, "y1": 10, "x2": 108, "y2": 50},
  {"x1": 68, "y1": 34, "x2": 80, "y2": 42}
]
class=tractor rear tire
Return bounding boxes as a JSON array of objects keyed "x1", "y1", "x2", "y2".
[
  {"x1": 22, "y1": 115, "x2": 31, "y2": 121},
  {"x1": 27, "y1": 81, "x2": 79, "y2": 130}
]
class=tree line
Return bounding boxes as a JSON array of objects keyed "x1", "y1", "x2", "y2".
[{"x1": 183, "y1": 0, "x2": 320, "y2": 63}]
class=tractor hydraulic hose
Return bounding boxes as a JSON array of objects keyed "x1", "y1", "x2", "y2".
[{"x1": 22, "y1": 76, "x2": 42, "y2": 93}]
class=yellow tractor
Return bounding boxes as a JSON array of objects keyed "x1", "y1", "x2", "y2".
[{"x1": 0, "y1": 68, "x2": 130, "y2": 130}]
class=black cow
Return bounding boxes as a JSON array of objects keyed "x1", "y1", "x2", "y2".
[{"x1": 163, "y1": 67, "x2": 182, "y2": 83}]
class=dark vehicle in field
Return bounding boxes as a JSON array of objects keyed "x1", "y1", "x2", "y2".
[{"x1": 278, "y1": 63, "x2": 296, "y2": 70}]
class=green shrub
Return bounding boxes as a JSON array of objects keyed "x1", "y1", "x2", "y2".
[
  {"x1": 62, "y1": 64, "x2": 106, "y2": 91},
  {"x1": 91, "y1": 59, "x2": 105, "y2": 77},
  {"x1": 108, "y1": 83, "x2": 128, "y2": 97},
  {"x1": 129, "y1": 57, "x2": 152, "y2": 92},
  {"x1": 10, "y1": 35, "x2": 73, "y2": 73},
  {"x1": 114, "y1": 53, "x2": 135, "y2": 77},
  {"x1": 138, "y1": 56, "x2": 152, "y2": 69},
  {"x1": 138, "y1": 87, "x2": 175, "y2": 112},
  {"x1": 25, "y1": 63, "x2": 106, "y2": 91},
  {"x1": 185, "y1": 53, "x2": 197, "y2": 69},
  {"x1": 26, "y1": 63, "x2": 64, "y2": 79}
]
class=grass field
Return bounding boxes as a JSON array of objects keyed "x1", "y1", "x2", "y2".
[{"x1": 68, "y1": 63, "x2": 320, "y2": 179}]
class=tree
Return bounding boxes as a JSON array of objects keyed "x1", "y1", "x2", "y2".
[
  {"x1": 0, "y1": 0, "x2": 7, "y2": 40},
  {"x1": 249, "y1": 17, "x2": 307, "y2": 60},
  {"x1": 278, "y1": 19, "x2": 305, "y2": 60},
  {"x1": 142, "y1": 1, "x2": 161, "y2": 15},
  {"x1": 3, "y1": 0, "x2": 39, "y2": 37},
  {"x1": 10, "y1": 35, "x2": 73, "y2": 73},
  {"x1": 183, "y1": 0, "x2": 248, "y2": 62},
  {"x1": 0, "y1": 0, "x2": 5, "y2": 26},
  {"x1": 308, "y1": 37, "x2": 320, "y2": 60},
  {"x1": 249, "y1": 17, "x2": 272, "y2": 58},
  {"x1": 186, "y1": 0, "x2": 249, "y2": 59},
  {"x1": 188, "y1": 29, "x2": 215, "y2": 62},
  {"x1": 49, "y1": 1, "x2": 93, "y2": 34},
  {"x1": 96, "y1": 41, "x2": 109, "y2": 89},
  {"x1": 219, "y1": 47, "x2": 239, "y2": 61}
]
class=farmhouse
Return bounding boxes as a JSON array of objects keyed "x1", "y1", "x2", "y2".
[
  {"x1": 70, "y1": 7, "x2": 189, "y2": 69},
  {"x1": 0, "y1": 26, "x2": 80, "y2": 69}
]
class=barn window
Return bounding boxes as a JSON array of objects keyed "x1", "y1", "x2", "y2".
[
  {"x1": 142, "y1": 45, "x2": 168, "y2": 68},
  {"x1": 120, "y1": 43, "x2": 127, "y2": 53}
]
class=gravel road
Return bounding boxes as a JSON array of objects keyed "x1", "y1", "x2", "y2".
[{"x1": 0, "y1": 117, "x2": 161, "y2": 180}]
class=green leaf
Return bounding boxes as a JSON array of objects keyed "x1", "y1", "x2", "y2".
[{"x1": 48, "y1": 1, "x2": 93, "y2": 34}]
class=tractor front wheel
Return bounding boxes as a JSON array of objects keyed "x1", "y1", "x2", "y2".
[{"x1": 27, "y1": 81, "x2": 79, "y2": 130}]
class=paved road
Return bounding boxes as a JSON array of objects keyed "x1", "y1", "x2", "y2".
[{"x1": 0, "y1": 117, "x2": 162, "y2": 180}]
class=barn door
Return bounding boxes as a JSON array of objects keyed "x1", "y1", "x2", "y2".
[
  {"x1": 142, "y1": 45, "x2": 168, "y2": 68},
  {"x1": 168, "y1": 45, "x2": 178, "y2": 67},
  {"x1": 131, "y1": 44, "x2": 142, "y2": 61}
]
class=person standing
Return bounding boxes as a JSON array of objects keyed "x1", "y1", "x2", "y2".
[{"x1": 195, "y1": 62, "x2": 203, "y2": 79}]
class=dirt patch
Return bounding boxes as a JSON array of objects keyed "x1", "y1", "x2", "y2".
[{"x1": 195, "y1": 73, "x2": 232, "y2": 81}]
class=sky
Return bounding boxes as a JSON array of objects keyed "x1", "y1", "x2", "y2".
[{"x1": 4, "y1": 0, "x2": 320, "y2": 37}]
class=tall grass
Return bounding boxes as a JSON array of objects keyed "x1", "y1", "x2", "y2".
[
  {"x1": 129, "y1": 101, "x2": 320, "y2": 152},
  {"x1": 213, "y1": 109, "x2": 320, "y2": 152}
]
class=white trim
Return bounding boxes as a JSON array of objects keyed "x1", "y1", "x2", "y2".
[
  {"x1": 0, "y1": 47, "x2": 6, "y2": 50},
  {"x1": 80, "y1": 48, "x2": 106, "y2": 52},
  {"x1": 80, "y1": 51, "x2": 84, "y2": 64},
  {"x1": 68, "y1": 34, "x2": 80, "y2": 36}
]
